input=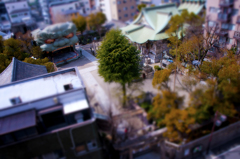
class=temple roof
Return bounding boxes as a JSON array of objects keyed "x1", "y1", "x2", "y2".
[
  {"x1": 120, "y1": 3, "x2": 204, "y2": 44},
  {"x1": 0, "y1": 57, "x2": 47, "y2": 85}
]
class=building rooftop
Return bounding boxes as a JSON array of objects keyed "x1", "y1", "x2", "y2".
[
  {"x1": 0, "y1": 57, "x2": 47, "y2": 86},
  {"x1": 0, "y1": 67, "x2": 87, "y2": 119},
  {"x1": 0, "y1": 67, "x2": 84, "y2": 111},
  {"x1": 121, "y1": 3, "x2": 204, "y2": 44}
]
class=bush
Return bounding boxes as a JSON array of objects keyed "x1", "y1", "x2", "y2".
[{"x1": 154, "y1": 65, "x2": 162, "y2": 71}]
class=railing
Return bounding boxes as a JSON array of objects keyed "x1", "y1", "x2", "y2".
[
  {"x1": 219, "y1": 0, "x2": 234, "y2": 7},
  {"x1": 233, "y1": 31, "x2": 240, "y2": 40},
  {"x1": 218, "y1": 13, "x2": 228, "y2": 22}
]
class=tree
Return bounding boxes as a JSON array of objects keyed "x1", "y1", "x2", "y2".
[
  {"x1": 152, "y1": 69, "x2": 172, "y2": 90},
  {"x1": 87, "y1": 12, "x2": 106, "y2": 37},
  {"x1": 72, "y1": 14, "x2": 87, "y2": 34},
  {"x1": 23, "y1": 57, "x2": 55, "y2": 72},
  {"x1": 137, "y1": 4, "x2": 146, "y2": 11},
  {"x1": 0, "y1": 53, "x2": 11, "y2": 73},
  {"x1": 148, "y1": 90, "x2": 183, "y2": 127},
  {"x1": 163, "y1": 108, "x2": 195, "y2": 142},
  {"x1": 3, "y1": 38, "x2": 29, "y2": 61},
  {"x1": 15, "y1": 31, "x2": 33, "y2": 54},
  {"x1": 31, "y1": 46, "x2": 44, "y2": 59},
  {"x1": 0, "y1": 36, "x2": 4, "y2": 53},
  {"x1": 97, "y1": 29, "x2": 141, "y2": 106}
]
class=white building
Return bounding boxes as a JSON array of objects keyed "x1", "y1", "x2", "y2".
[
  {"x1": 98, "y1": 0, "x2": 112, "y2": 21},
  {"x1": 49, "y1": 0, "x2": 91, "y2": 23}
]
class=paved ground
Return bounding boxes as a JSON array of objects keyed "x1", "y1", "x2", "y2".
[{"x1": 59, "y1": 45, "x2": 192, "y2": 115}]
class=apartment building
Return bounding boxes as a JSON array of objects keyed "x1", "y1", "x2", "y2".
[
  {"x1": 49, "y1": 0, "x2": 91, "y2": 23},
  {"x1": 0, "y1": 67, "x2": 104, "y2": 159},
  {"x1": 0, "y1": 2, "x2": 11, "y2": 33},
  {"x1": 110, "y1": 0, "x2": 138, "y2": 22},
  {"x1": 206, "y1": 0, "x2": 240, "y2": 51},
  {"x1": 3, "y1": 0, "x2": 36, "y2": 33}
]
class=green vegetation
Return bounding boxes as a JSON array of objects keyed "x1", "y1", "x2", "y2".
[
  {"x1": 97, "y1": 29, "x2": 141, "y2": 106},
  {"x1": 0, "y1": 33, "x2": 54, "y2": 74},
  {"x1": 87, "y1": 12, "x2": 106, "y2": 37},
  {"x1": 72, "y1": 14, "x2": 87, "y2": 34}
]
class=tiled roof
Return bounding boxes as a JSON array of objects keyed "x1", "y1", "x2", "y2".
[{"x1": 0, "y1": 57, "x2": 47, "y2": 85}]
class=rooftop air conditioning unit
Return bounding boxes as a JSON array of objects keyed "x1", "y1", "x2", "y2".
[
  {"x1": 63, "y1": 83, "x2": 73, "y2": 91},
  {"x1": 10, "y1": 97, "x2": 22, "y2": 105}
]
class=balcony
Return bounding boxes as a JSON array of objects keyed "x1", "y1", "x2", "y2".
[
  {"x1": 213, "y1": 42, "x2": 226, "y2": 48},
  {"x1": 233, "y1": 31, "x2": 240, "y2": 40},
  {"x1": 216, "y1": 30, "x2": 228, "y2": 36},
  {"x1": 218, "y1": 13, "x2": 229, "y2": 22},
  {"x1": 219, "y1": 0, "x2": 234, "y2": 7}
]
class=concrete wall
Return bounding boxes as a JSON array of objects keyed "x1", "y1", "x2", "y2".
[{"x1": 165, "y1": 120, "x2": 240, "y2": 159}]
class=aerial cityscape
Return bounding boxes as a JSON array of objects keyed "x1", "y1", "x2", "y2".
[{"x1": 1, "y1": 0, "x2": 240, "y2": 159}]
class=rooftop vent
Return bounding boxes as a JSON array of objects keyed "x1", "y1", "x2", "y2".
[
  {"x1": 64, "y1": 83, "x2": 73, "y2": 91},
  {"x1": 10, "y1": 97, "x2": 22, "y2": 105}
]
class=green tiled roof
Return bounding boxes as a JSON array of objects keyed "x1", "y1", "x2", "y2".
[
  {"x1": 121, "y1": 3, "x2": 179, "y2": 44},
  {"x1": 121, "y1": 3, "x2": 203, "y2": 44}
]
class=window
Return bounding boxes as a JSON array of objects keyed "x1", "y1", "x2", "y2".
[
  {"x1": 131, "y1": 13, "x2": 134, "y2": 16},
  {"x1": 209, "y1": 7, "x2": 220, "y2": 13},
  {"x1": 227, "y1": 38, "x2": 233, "y2": 44},
  {"x1": 124, "y1": 14, "x2": 128, "y2": 17},
  {"x1": 118, "y1": 9, "x2": 121, "y2": 12},
  {"x1": 10, "y1": 97, "x2": 21, "y2": 105},
  {"x1": 219, "y1": 36, "x2": 226, "y2": 43},
  {"x1": 41, "y1": 110, "x2": 65, "y2": 128},
  {"x1": 117, "y1": 1, "x2": 121, "y2": 4},
  {"x1": 208, "y1": 21, "x2": 217, "y2": 27},
  {"x1": 229, "y1": 24, "x2": 235, "y2": 30},
  {"x1": 232, "y1": 9, "x2": 239, "y2": 16},
  {"x1": 85, "y1": 2, "x2": 88, "y2": 4},
  {"x1": 131, "y1": 6, "x2": 134, "y2": 9},
  {"x1": 119, "y1": 16, "x2": 121, "y2": 19},
  {"x1": 75, "y1": 143, "x2": 86, "y2": 155},
  {"x1": 12, "y1": 6, "x2": 14, "y2": 9},
  {"x1": 221, "y1": 23, "x2": 229, "y2": 29},
  {"x1": 69, "y1": 7, "x2": 73, "y2": 10},
  {"x1": 123, "y1": 7, "x2": 127, "y2": 11},
  {"x1": 11, "y1": 14, "x2": 18, "y2": 18},
  {"x1": 0, "y1": 134, "x2": 14, "y2": 145},
  {"x1": 24, "y1": 12, "x2": 28, "y2": 15}
]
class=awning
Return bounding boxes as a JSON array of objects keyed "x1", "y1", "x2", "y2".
[
  {"x1": 63, "y1": 99, "x2": 89, "y2": 115},
  {"x1": 0, "y1": 109, "x2": 36, "y2": 135}
]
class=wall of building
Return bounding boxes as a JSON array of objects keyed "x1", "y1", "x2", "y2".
[
  {"x1": 99, "y1": 0, "x2": 112, "y2": 21},
  {"x1": 206, "y1": 0, "x2": 240, "y2": 49},
  {"x1": 110, "y1": 0, "x2": 138, "y2": 22},
  {"x1": 0, "y1": 120, "x2": 104, "y2": 159},
  {"x1": 5, "y1": 1, "x2": 31, "y2": 23}
]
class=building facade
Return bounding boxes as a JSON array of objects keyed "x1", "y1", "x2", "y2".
[
  {"x1": 0, "y1": 2, "x2": 11, "y2": 33},
  {"x1": 0, "y1": 68, "x2": 104, "y2": 159},
  {"x1": 49, "y1": 0, "x2": 91, "y2": 23},
  {"x1": 2, "y1": 0, "x2": 36, "y2": 33},
  {"x1": 110, "y1": 0, "x2": 138, "y2": 22},
  {"x1": 206, "y1": 0, "x2": 240, "y2": 51}
]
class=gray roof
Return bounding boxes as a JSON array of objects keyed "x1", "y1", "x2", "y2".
[
  {"x1": 0, "y1": 57, "x2": 47, "y2": 85},
  {"x1": 0, "y1": 109, "x2": 36, "y2": 135}
]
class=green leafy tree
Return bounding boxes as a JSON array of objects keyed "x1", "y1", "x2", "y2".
[
  {"x1": 72, "y1": 15, "x2": 87, "y2": 34},
  {"x1": 31, "y1": 46, "x2": 44, "y2": 59},
  {"x1": 0, "y1": 53, "x2": 11, "y2": 73},
  {"x1": 87, "y1": 12, "x2": 106, "y2": 37},
  {"x1": 97, "y1": 29, "x2": 141, "y2": 106},
  {"x1": 0, "y1": 36, "x2": 4, "y2": 53},
  {"x1": 3, "y1": 38, "x2": 29, "y2": 61}
]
